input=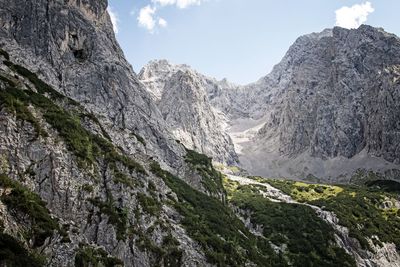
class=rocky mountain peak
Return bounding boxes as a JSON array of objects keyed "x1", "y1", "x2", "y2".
[
  {"x1": 227, "y1": 25, "x2": 400, "y2": 180},
  {"x1": 140, "y1": 60, "x2": 238, "y2": 164},
  {"x1": 139, "y1": 59, "x2": 193, "y2": 101}
]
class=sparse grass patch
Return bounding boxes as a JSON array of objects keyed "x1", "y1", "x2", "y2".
[
  {"x1": 0, "y1": 85, "x2": 47, "y2": 138},
  {"x1": 89, "y1": 198, "x2": 128, "y2": 241},
  {"x1": 266, "y1": 179, "x2": 343, "y2": 202},
  {"x1": 185, "y1": 149, "x2": 225, "y2": 196},
  {"x1": 75, "y1": 245, "x2": 123, "y2": 267},
  {"x1": 137, "y1": 192, "x2": 161, "y2": 216},
  {"x1": 0, "y1": 174, "x2": 59, "y2": 247}
]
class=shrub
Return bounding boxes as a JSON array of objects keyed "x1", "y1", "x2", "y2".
[
  {"x1": 0, "y1": 232, "x2": 46, "y2": 267},
  {"x1": 150, "y1": 161, "x2": 284, "y2": 266},
  {"x1": 0, "y1": 86, "x2": 47, "y2": 138},
  {"x1": 82, "y1": 184, "x2": 94, "y2": 192},
  {"x1": 89, "y1": 198, "x2": 128, "y2": 241},
  {"x1": 269, "y1": 179, "x2": 400, "y2": 251},
  {"x1": 137, "y1": 193, "x2": 161, "y2": 216},
  {"x1": 75, "y1": 245, "x2": 123, "y2": 267},
  {"x1": 185, "y1": 149, "x2": 225, "y2": 196},
  {"x1": 0, "y1": 174, "x2": 59, "y2": 247},
  {"x1": 227, "y1": 184, "x2": 355, "y2": 267}
]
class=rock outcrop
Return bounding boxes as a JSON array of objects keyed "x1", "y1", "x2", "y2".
[{"x1": 139, "y1": 60, "x2": 238, "y2": 165}]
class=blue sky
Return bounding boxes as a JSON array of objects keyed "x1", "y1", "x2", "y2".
[{"x1": 108, "y1": 0, "x2": 400, "y2": 84}]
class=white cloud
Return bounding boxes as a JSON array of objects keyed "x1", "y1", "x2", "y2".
[
  {"x1": 152, "y1": 0, "x2": 203, "y2": 9},
  {"x1": 107, "y1": 7, "x2": 119, "y2": 34},
  {"x1": 138, "y1": 5, "x2": 157, "y2": 32},
  {"x1": 176, "y1": 0, "x2": 203, "y2": 9},
  {"x1": 152, "y1": 0, "x2": 176, "y2": 6},
  {"x1": 158, "y1": 18, "x2": 168, "y2": 28},
  {"x1": 335, "y1": 2, "x2": 374, "y2": 29},
  {"x1": 138, "y1": 0, "x2": 206, "y2": 32}
]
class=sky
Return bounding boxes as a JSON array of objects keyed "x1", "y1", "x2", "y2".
[{"x1": 107, "y1": 0, "x2": 400, "y2": 85}]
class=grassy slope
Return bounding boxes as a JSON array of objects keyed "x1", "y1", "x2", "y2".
[{"x1": 267, "y1": 179, "x2": 400, "y2": 251}]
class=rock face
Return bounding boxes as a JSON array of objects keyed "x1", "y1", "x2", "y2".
[
  {"x1": 219, "y1": 26, "x2": 400, "y2": 181},
  {"x1": 139, "y1": 60, "x2": 238, "y2": 165},
  {"x1": 0, "y1": 0, "x2": 186, "y2": 173},
  {"x1": 258, "y1": 25, "x2": 400, "y2": 160}
]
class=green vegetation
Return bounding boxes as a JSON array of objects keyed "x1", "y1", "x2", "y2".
[
  {"x1": 0, "y1": 174, "x2": 59, "y2": 247},
  {"x1": 0, "y1": 73, "x2": 16, "y2": 87},
  {"x1": 79, "y1": 112, "x2": 112, "y2": 141},
  {"x1": 312, "y1": 189, "x2": 400, "y2": 250},
  {"x1": 0, "y1": 232, "x2": 46, "y2": 267},
  {"x1": 0, "y1": 63, "x2": 146, "y2": 175},
  {"x1": 225, "y1": 179, "x2": 355, "y2": 266},
  {"x1": 0, "y1": 82, "x2": 47, "y2": 138},
  {"x1": 82, "y1": 184, "x2": 94, "y2": 193},
  {"x1": 349, "y1": 169, "x2": 384, "y2": 185},
  {"x1": 112, "y1": 167, "x2": 138, "y2": 189},
  {"x1": 89, "y1": 198, "x2": 128, "y2": 241},
  {"x1": 150, "y1": 161, "x2": 284, "y2": 267},
  {"x1": 4, "y1": 60, "x2": 72, "y2": 102},
  {"x1": 161, "y1": 234, "x2": 183, "y2": 267},
  {"x1": 0, "y1": 155, "x2": 9, "y2": 174},
  {"x1": 267, "y1": 180, "x2": 343, "y2": 202},
  {"x1": 268, "y1": 179, "x2": 400, "y2": 251},
  {"x1": 366, "y1": 180, "x2": 400, "y2": 193},
  {"x1": 137, "y1": 192, "x2": 161, "y2": 216},
  {"x1": 75, "y1": 245, "x2": 123, "y2": 267},
  {"x1": 185, "y1": 149, "x2": 225, "y2": 196},
  {"x1": 131, "y1": 227, "x2": 182, "y2": 267}
]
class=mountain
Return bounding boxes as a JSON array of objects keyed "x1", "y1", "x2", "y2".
[
  {"x1": 0, "y1": 0, "x2": 226, "y2": 265},
  {"x1": 139, "y1": 60, "x2": 238, "y2": 165},
  {"x1": 233, "y1": 25, "x2": 400, "y2": 182},
  {"x1": 138, "y1": 26, "x2": 400, "y2": 182},
  {"x1": 0, "y1": 0, "x2": 399, "y2": 266}
]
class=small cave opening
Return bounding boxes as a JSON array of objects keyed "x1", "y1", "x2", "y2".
[{"x1": 73, "y1": 48, "x2": 88, "y2": 62}]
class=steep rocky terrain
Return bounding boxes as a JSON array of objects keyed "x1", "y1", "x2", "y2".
[
  {"x1": 152, "y1": 26, "x2": 400, "y2": 182},
  {"x1": 0, "y1": 0, "x2": 193, "y2": 176},
  {"x1": 139, "y1": 60, "x2": 238, "y2": 165},
  {"x1": 234, "y1": 25, "x2": 400, "y2": 181},
  {"x1": 0, "y1": 0, "x2": 399, "y2": 266}
]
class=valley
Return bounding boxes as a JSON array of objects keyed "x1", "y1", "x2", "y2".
[{"x1": 0, "y1": 0, "x2": 399, "y2": 266}]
